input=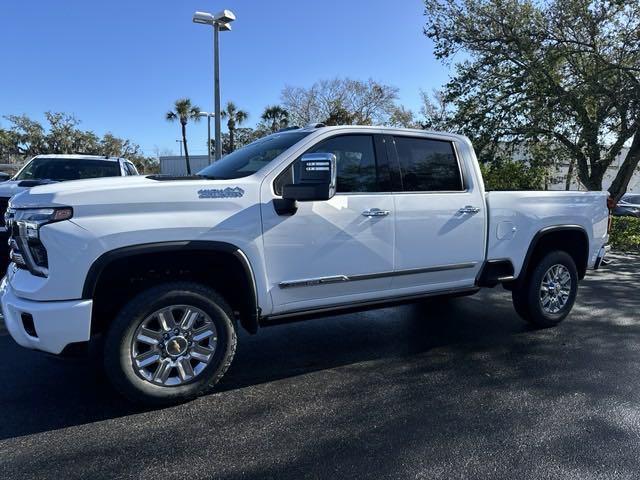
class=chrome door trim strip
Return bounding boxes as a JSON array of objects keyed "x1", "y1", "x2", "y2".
[
  {"x1": 265, "y1": 286, "x2": 480, "y2": 321},
  {"x1": 279, "y1": 275, "x2": 349, "y2": 289},
  {"x1": 278, "y1": 262, "x2": 477, "y2": 289}
]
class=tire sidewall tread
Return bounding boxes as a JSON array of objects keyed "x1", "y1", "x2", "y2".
[
  {"x1": 512, "y1": 251, "x2": 578, "y2": 328},
  {"x1": 103, "y1": 281, "x2": 237, "y2": 406}
]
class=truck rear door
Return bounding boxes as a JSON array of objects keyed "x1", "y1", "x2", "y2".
[{"x1": 387, "y1": 134, "x2": 486, "y2": 293}]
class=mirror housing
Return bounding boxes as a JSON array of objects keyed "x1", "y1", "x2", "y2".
[{"x1": 282, "y1": 153, "x2": 337, "y2": 202}]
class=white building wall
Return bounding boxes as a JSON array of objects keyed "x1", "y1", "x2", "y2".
[
  {"x1": 159, "y1": 156, "x2": 210, "y2": 176},
  {"x1": 546, "y1": 148, "x2": 640, "y2": 193},
  {"x1": 508, "y1": 145, "x2": 639, "y2": 193}
]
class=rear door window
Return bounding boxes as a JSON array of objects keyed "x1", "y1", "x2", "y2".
[{"x1": 393, "y1": 136, "x2": 463, "y2": 192}]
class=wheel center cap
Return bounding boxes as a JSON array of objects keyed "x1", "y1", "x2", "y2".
[{"x1": 166, "y1": 336, "x2": 188, "y2": 357}]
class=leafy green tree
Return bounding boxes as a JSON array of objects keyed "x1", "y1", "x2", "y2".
[
  {"x1": 209, "y1": 127, "x2": 261, "y2": 156},
  {"x1": 423, "y1": 0, "x2": 640, "y2": 200},
  {"x1": 2, "y1": 114, "x2": 47, "y2": 156},
  {"x1": 166, "y1": 98, "x2": 201, "y2": 175},
  {"x1": 221, "y1": 102, "x2": 249, "y2": 152},
  {"x1": 261, "y1": 105, "x2": 289, "y2": 133},
  {"x1": 480, "y1": 157, "x2": 546, "y2": 191},
  {"x1": 0, "y1": 112, "x2": 159, "y2": 173}
]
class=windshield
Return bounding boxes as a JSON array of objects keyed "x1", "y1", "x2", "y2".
[
  {"x1": 198, "y1": 131, "x2": 312, "y2": 179},
  {"x1": 15, "y1": 158, "x2": 121, "y2": 181}
]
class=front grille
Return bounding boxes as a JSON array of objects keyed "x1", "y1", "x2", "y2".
[{"x1": 0, "y1": 197, "x2": 9, "y2": 228}]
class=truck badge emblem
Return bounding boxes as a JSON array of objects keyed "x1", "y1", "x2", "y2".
[{"x1": 197, "y1": 187, "x2": 244, "y2": 199}]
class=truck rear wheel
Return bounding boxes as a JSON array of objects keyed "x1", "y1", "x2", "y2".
[
  {"x1": 104, "y1": 282, "x2": 237, "y2": 406},
  {"x1": 512, "y1": 251, "x2": 578, "y2": 328}
]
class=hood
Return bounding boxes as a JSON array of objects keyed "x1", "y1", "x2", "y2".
[
  {"x1": 9, "y1": 176, "x2": 155, "y2": 208},
  {"x1": 0, "y1": 180, "x2": 33, "y2": 199},
  {"x1": 9, "y1": 175, "x2": 257, "y2": 216},
  {"x1": 0, "y1": 178, "x2": 76, "y2": 200}
]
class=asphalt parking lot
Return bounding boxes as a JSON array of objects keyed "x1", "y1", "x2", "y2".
[{"x1": 1, "y1": 254, "x2": 639, "y2": 480}]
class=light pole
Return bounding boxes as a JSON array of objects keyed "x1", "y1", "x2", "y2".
[
  {"x1": 175, "y1": 139, "x2": 183, "y2": 157},
  {"x1": 193, "y1": 10, "x2": 236, "y2": 161},
  {"x1": 198, "y1": 111, "x2": 214, "y2": 164}
]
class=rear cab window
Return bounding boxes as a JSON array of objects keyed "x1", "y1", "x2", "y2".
[{"x1": 392, "y1": 136, "x2": 464, "y2": 192}]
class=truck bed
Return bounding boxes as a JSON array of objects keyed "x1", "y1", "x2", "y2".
[{"x1": 485, "y1": 190, "x2": 610, "y2": 278}]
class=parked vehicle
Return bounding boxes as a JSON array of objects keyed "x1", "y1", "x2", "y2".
[
  {"x1": 0, "y1": 125, "x2": 610, "y2": 405},
  {"x1": 612, "y1": 193, "x2": 640, "y2": 218},
  {"x1": 0, "y1": 154, "x2": 139, "y2": 273}
]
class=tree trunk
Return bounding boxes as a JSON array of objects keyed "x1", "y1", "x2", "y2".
[
  {"x1": 229, "y1": 127, "x2": 235, "y2": 152},
  {"x1": 608, "y1": 132, "x2": 640, "y2": 203},
  {"x1": 565, "y1": 157, "x2": 575, "y2": 190},
  {"x1": 576, "y1": 156, "x2": 604, "y2": 191},
  {"x1": 181, "y1": 122, "x2": 191, "y2": 175}
]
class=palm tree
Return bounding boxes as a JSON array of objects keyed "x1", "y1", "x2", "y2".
[
  {"x1": 261, "y1": 105, "x2": 289, "y2": 133},
  {"x1": 221, "y1": 102, "x2": 248, "y2": 152},
  {"x1": 166, "y1": 98, "x2": 201, "y2": 175}
]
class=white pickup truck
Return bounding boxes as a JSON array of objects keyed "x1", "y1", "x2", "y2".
[{"x1": 1, "y1": 125, "x2": 610, "y2": 405}]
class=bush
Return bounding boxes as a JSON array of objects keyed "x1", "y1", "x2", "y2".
[
  {"x1": 479, "y1": 158, "x2": 546, "y2": 191},
  {"x1": 610, "y1": 216, "x2": 640, "y2": 253}
]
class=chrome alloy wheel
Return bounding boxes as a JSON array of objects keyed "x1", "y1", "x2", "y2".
[
  {"x1": 131, "y1": 305, "x2": 218, "y2": 386},
  {"x1": 539, "y1": 264, "x2": 572, "y2": 314}
]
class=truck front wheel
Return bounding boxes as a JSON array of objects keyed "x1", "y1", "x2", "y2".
[
  {"x1": 104, "y1": 282, "x2": 237, "y2": 406},
  {"x1": 512, "y1": 251, "x2": 578, "y2": 328}
]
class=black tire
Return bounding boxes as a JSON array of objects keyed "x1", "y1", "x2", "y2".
[
  {"x1": 512, "y1": 250, "x2": 578, "y2": 328},
  {"x1": 104, "y1": 282, "x2": 237, "y2": 406}
]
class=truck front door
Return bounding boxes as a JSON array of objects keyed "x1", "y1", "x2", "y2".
[{"x1": 261, "y1": 132, "x2": 396, "y2": 314}]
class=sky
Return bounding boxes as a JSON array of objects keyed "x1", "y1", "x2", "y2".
[{"x1": 0, "y1": 0, "x2": 451, "y2": 157}]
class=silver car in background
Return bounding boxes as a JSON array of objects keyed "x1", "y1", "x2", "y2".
[{"x1": 613, "y1": 193, "x2": 640, "y2": 218}]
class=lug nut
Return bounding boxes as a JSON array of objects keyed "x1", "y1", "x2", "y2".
[
  {"x1": 158, "y1": 343, "x2": 164, "y2": 349},
  {"x1": 174, "y1": 328, "x2": 180, "y2": 335}
]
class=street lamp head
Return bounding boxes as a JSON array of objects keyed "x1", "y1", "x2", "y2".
[
  {"x1": 218, "y1": 23, "x2": 232, "y2": 32},
  {"x1": 197, "y1": 111, "x2": 212, "y2": 117},
  {"x1": 213, "y1": 9, "x2": 236, "y2": 24},
  {"x1": 192, "y1": 11, "x2": 215, "y2": 25}
]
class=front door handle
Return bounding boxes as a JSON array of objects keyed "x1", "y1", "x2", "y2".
[
  {"x1": 362, "y1": 208, "x2": 390, "y2": 217},
  {"x1": 458, "y1": 205, "x2": 480, "y2": 214}
]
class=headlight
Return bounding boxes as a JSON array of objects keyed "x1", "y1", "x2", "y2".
[
  {"x1": 8, "y1": 206, "x2": 73, "y2": 277},
  {"x1": 14, "y1": 207, "x2": 73, "y2": 238}
]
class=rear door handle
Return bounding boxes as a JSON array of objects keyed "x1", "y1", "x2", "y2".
[
  {"x1": 362, "y1": 208, "x2": 390, "y2": 217},
  {"x1": 458, "y1": 205, "x2": 480, "y2": 214}
]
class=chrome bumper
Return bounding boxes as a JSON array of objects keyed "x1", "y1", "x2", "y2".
[{"x1": 594, "y1": 244, "x2": 611, "y2": 270}]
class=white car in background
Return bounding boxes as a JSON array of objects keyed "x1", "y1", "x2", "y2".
[{"x1": 0, "y1": 154, "x2": 139, "y2": 272}]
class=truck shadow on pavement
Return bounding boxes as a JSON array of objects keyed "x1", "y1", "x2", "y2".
[
  {"x1": 0, "y1": 294, "x2": 528, "y2": 441},
  {"x1": 0, "y1": 254, "x2": 638, "y2": 463}
]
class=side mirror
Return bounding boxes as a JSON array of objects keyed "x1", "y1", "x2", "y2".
[
  {"x1": 282, "y1": 153, "x2": 336, "y2": 201},
  {"x1": 0, "y1": 172, "x2": 11, "y2": 182}
]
